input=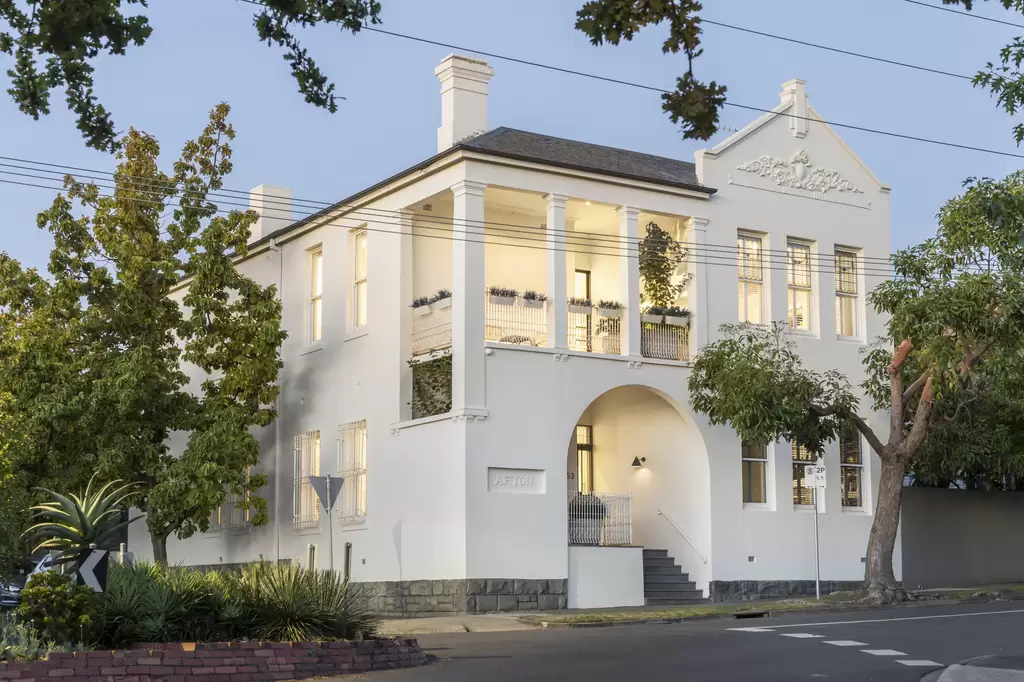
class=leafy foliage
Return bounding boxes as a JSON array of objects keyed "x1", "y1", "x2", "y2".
[
  {"x1": 23, "y1": 475, "x2": 141, "y2": 566},
  {"x1": 0, "y1": 614, "x2": 77, "y2": 662},
  {"x1": 98, "y1": 562, "x2": 376, "y2": 646},
  {"x1": 410, "y1": 353, "x2": 452, "y2": 419},
  {"x1": 575, "y1": 0, "x2": 725, "y2": 139},
  {"x1": 0, "y1": 105, "x2": 286, "y2": 564},
  {"x1": 639, "y1": 222, "x2": 689, "y2": 308},
  {"x1": 16, "y1": 572, "x2": 97, "y2": 646}
]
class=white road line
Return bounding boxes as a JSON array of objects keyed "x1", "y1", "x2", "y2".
[
  {"x1": 862, "y1": 649, "x2": 908, "y2": 657},
  {"x1": 824, "y1": 640, "x2": 867, "y2": 647},
  {"x1": 781, "y1": 633, "x2": 823, "y2": 639},
  {"x1": 727, "y1": 627, "x2": 775, "y2": 632},
  {"x1": 755, "y1": 608, "x2": 1024, "y2": 629},
  {"x1": 897, "y1": 660, "x2": 942, "y2": 667}
]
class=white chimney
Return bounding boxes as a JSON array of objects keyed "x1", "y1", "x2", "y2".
[
  {"x1": 435, "y1": 54, "x2": 495, "y2": 153},
  {"x1": 248, "y1": 184, "x2": 293, "y2": 245},
  {"x1": 779, "y1": 79, "x2": 808, "y2": 139}
]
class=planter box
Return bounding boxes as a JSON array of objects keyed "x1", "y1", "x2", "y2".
[
  {"x1": 522, "y1": 298, "x2": 545, "y2": 309},
  {"x1": 641, "y1": 313, "x2": 664, "y2": 324},
  {"x1": 568, "y1": 304, "x2": 592, "y2": 315},
  {"x1": 412, "y1": 306, "x2": 432, "y2": 317},
  {"x1": 597, "y1": 308, "x2": 622, "y2": 318},
  {"x1": 434, "y1": 297, "x2": 452, "y2": 310},
  {"x1": 664, "y1": 315, "x2": 690, "y2": 327},
  {"x1": 490, "y1": 295, "x2": 516, "y2": 306}
]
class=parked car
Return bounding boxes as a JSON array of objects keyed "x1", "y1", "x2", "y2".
[{"x1": 0, "y1": 555, "x2": 53, "y2": 607}]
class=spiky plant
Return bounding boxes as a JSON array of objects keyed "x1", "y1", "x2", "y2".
[{"x1": 23, "y1": 474, "x2": 142, "y2": 567}]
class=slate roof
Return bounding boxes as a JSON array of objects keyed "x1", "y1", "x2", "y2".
[
  {"x1": 460, "y1": 127, "x2": 711, "y2": 193},
  {"x1": 252, "y1": 127, "x2": 713, "y2": 249}
]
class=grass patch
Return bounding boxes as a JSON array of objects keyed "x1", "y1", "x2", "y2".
[{"x1": 919, "y1": 583, "x2": 1024, "y2": 600}]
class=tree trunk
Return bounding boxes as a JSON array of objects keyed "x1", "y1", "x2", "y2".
[
  {"x1": 865, "y1": 454, "x2": 909, "y2": 603},
  {"x1": 150, "y1": 530, "x2": 169, "y2": 566}
]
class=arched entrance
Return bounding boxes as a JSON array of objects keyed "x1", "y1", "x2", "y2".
[{"x1": 566, "y1": 385, "x2": 712, "y2": 607}]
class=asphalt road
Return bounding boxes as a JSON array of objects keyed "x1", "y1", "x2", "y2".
[{"x1": 354, "y1": 601, "x2": 1024, "y2": 681}]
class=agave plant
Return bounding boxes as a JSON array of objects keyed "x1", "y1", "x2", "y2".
[{"x1": 23, "y1": 474, "x2": 143, "y2": 567}]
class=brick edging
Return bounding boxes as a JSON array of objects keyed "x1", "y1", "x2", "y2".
[{"x1": 0, "y1": 638, "x2": 428, "y2": 681}]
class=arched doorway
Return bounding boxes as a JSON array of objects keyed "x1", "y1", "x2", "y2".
[{"x1": 566, "y1": 385, "x2": 712, "y2": 605}]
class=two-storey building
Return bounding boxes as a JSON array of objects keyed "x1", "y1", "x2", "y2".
[{"x1": 129, "y1": 54, "x2": 895, "y2": 613}]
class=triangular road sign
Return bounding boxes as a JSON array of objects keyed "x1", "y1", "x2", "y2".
[{"x1": 309, "y1": 475, "x2": 343, "y2": 512}]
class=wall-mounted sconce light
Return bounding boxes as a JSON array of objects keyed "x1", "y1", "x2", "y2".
[{"x1": 631, "y1": 456, "x2": 646, "y2": 468}]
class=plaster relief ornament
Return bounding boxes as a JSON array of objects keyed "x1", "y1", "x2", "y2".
[{"x1": 737, "y1": 150, "x2": 863, "y2": 194}]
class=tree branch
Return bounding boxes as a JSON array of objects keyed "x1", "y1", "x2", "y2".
[
  {"x1": 808, "y1": 404, "x2": 887, "y2": 457},
  {"x1": 898, "y1": 376, "x2": 935, "y2": 460},
  {"x1": 959, "y1": 339, "x2": 995, "y2": 378},
  {"x1": 888, "y1": 339, "x2": 913, "y2": 445},
  {"x1": 902, "y1": 372, "x2": 929, "y2": 404}
]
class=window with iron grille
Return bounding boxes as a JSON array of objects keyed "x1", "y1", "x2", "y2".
[
  {"x1": 840, "y1": 422, "x2": 863, "y2": 508},
  {"x1": 792, "y1": 441, "x2": 815, "y2": 506},
  {"x1": 741, "y1": 440, "x2": 767, "y2": 504},
  {"x1": 787, "y1": 241, "x2": 812, "y2": 331},
  {"x1": 353, "y1": 231, "x2": 368, "y2": 329},
  {"x1": 835, "y1": 248, "x2": 858, "y2": 337},
  {"x1": 737, "y1": 233, "x2": 764, "y2": 324},
  {"x1": 576, "y1": 425, "x2": 594, "y2": 495},
  {"x1": 293, "y1": 430, "x2": 321, "y2": 529},
  {"x1": 309, "y1": 247, "x2": 323, "y2": 343},
  {"x1": 338, "y1": 420, "x2": 367, "y2": 524}
]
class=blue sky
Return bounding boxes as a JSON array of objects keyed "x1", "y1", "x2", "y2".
[{"x1": 1, "y1": 0, "x2": 1021, "y2": 271}]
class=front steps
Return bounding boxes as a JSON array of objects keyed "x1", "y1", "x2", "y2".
[{"x1": 642, "y1": 548, "x2": 705, "y2": 605}]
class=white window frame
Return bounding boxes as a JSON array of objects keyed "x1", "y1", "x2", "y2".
[
  {"x1": 293, "y1": 430, "x2": 321, "y2": 529},
  {"x1": 352, "y1": 230, "x2": 368, "y2": 330},
  {"x1": 792, "y1": 441, "x2": 815, "y2": 507},
  {"x1": 835, "y1": 248, "x2": 859, "y2": 339},
  {"x1": 309, "y1": 247, "x2": 323, "y2": 344},
  {"x1": 741, "y1": 440, "x2": 768, "y2": 506},
  {"x1": 787, "y1": 240, "x2": 813, "y2": 332},
  {"x1": 840, "y1": 424, "x2": 864, "y2": 509},
  {"x1": 737, "y1": 233, "x2": 764, "y2": 324},
  {"x1": 338, "y1": 420, "x2": 367, "y2": 524}
]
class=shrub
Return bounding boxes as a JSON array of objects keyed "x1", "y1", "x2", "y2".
[
  {"x1": 488, "y1": 286, "x2": 518, "y2": 298},
  {"x1": 430, "y1": 288, "x2": 452, "y2": 303},
  {"x1": 410, "y1": 296, "x2": 432, "y2": 309},
  {"x1": 522, "y1": 290, "x2": 547, "y2": 302},
  {"x1": 568, "y1": 297, "x2": 592, "y2": 308},
  {"x1": 662, "y1": 306, "x2": 690, "y2": 318},
  {"x1": 596, "y1": 300, "x2": 623, "y2": 310},
  {"x1": 0, "y1": 614, "x2": 77, "y2": 661},
  {"x1": 16, "y1": 571, "x2": 97, "y2": 646},
  {"x1": 234, "y1": 563, "x2": 377, "y2": 642}
]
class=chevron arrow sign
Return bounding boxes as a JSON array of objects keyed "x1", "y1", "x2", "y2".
[{"x1": 76, "y1": 550, "x2": 110, "y2": 593}]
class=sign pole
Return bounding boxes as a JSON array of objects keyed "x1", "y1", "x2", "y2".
[
  {"x1": 326, "y1": 475, "x2": 335, "y2": 574},
  {"x1": 813, "y1": 485, "x2": 820, "y2": 600}
]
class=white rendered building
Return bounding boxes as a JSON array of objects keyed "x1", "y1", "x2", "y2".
[{"x1": 130, "y1": 54, "x2": 894, "y2": 613}]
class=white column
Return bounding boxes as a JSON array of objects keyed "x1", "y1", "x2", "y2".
[
  {"x1": 397, "y1": 210, "x2": 414, "y2": 421},
  {"x1": 688, "y1": 216, "x2": 711, "y2": 351},
  {"x1": 619, "y1": 206, "x2": 641, "y2": 357},
  {"x1": 545, "y1": 193, "x2": 568, "y2": 349},
  {"x1": 452, "y1": 180, "x2": 487, "y2": 412}
]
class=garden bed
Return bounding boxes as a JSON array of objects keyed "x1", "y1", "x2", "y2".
[{"x1": 0, "y1": 639, "x2": 427, "y2": 681}]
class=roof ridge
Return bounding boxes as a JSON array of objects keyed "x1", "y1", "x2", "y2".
[{"x1": 477, "y1": 127, "x2": 696, "y2": 168}]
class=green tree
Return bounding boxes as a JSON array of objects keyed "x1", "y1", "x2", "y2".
[
  {"x1": 688, "y1": 171, "x2": 1024, "y2": 602},
  {"x1": 0, "y1": 103, "x2": 286, "y2": 564}
]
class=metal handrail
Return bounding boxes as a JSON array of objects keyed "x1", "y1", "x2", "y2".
[{"x1": 657, "y1": 509, "x2": 708, "y2": 564}]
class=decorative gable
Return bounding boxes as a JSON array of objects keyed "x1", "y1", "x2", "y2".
[{"x1": 736, "y1": 150, "x2": 862, "y2": 195}]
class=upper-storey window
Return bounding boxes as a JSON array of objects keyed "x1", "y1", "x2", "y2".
[
  {"x1": 741, "y1": 440, "x2": 767, "y2": 504},
  {"x1": 353, "y1": 230, "x2": 368, "y2": 329},
  {"x1": 787, "y1": 240, "x2": 812, "y2": 331},
  {"x1": 309, "y1": 247, "x2": 323, "y2": 343},
  {"x1": 835, "y1": 248, "x2": 858, "y2": 338},
  {"x1": 738, "y1": 233, "x2": 764, "y2": 324}
]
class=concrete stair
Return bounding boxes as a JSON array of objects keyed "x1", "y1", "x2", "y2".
[{"x1": 642, "y1": 548, "x2": 705, "y2": 605}]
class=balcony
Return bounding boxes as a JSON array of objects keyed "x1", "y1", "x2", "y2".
[
  {"x1": 484, "y1": 292, "x2": 547, "y2": 346},
  {"x1": 411, "y1": 298, "x2": 453, "y2": 356}
]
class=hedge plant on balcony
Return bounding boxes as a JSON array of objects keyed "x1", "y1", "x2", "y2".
[
  {"x1": 409, "y1": 352, "x2": 452, "y2": 419},
  {"x1": 639, "y1": 221, "x2": 691, "y2": 309}
]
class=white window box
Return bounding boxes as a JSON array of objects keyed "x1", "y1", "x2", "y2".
[
  {"x1": 434, "y1": 297, "x2": 452, "y2": 310},
  {"x1": 569, "y1": 304, "x2": 591, "y2": 315},
  {"x1": 597, "y1": 307, "x2": 622, "y2": 318},
  {"x1": 664, "y1": 315, "x2": 690, "y2": 327},
  {"x1": 490, "y1": 295, "x2": 516, "y2": 306},
  {"x1": 412, "y1": 305, "x2": 432, "y2": 317},
  {"x1": 522, "y1": 298, "x2": 545, "y2": 309},
  {"x1": 641, "y1": 313, "x2": 664, "y2": 324}
]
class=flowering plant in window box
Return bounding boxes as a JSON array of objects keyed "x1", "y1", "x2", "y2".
[
  {"x1": 411, "y1": 296, "x2": 433, "y2": 317},
  {"x1": 521, "y1": 290, "x2": 547, "y2": 309},
  {"x1": 662, "y1": 306, "x2": 691, "y2": 327},
  {"x1": 596, "y1": 299, "x2": 623, "y2": 318},
  {"x1": 431, "y1": 288, "x2": 452, "y2": 310},
  {"x1": 568, "y1": 297, "x2": 592, "y2": 315},
  {"x1": 641, "y1": 306, "x2": 665, "y2": 325},
  {"x1": 488, "y1": 286, "x2": 518, "y2": 306}
]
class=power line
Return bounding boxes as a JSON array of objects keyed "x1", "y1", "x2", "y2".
[
  {"x1": 701, "y1": 19, "x2": 972, "y2": 81},
  {"x1": 902, "y1": 0, "x2": 1024, "y2": 29},
  {"x1": 0, "y1": 175, "x2": 900, "y2": 280},
  {"x1": 0, "y1": 156, "x2": 900, "y2": 266},
  {"x1": 357, "y1": 24, "x2": 1024, "y2": 161}
]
